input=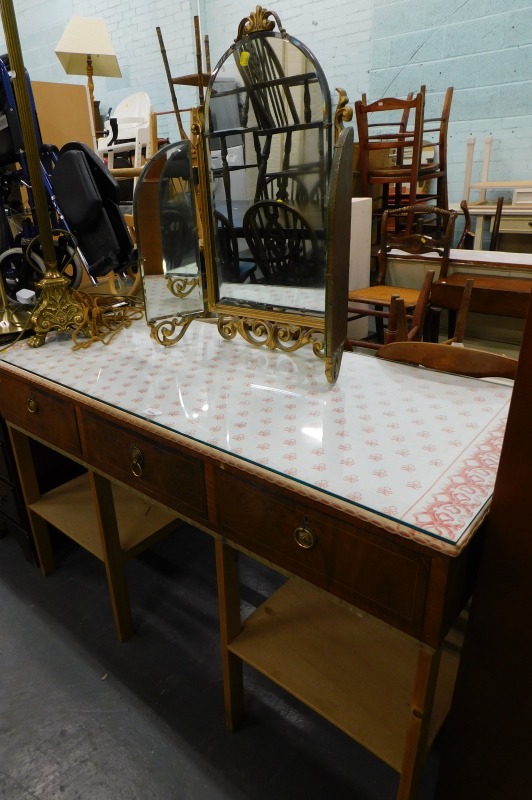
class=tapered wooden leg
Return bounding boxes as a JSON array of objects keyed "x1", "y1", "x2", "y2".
[
  {"x1": 424, "y1": 306, "x2": 441, "y2": 343},
  {"x1": 215, "y1": 539, "x2": 244, "y2": 731},
  {"x1": 397, "y1": 645, "x2": 442, "y2": 800},
  {"x1": 8, "y1": 426, "x2": 55, "y2": 575},
  {"x1": 89, "y1": 471, "x2": 134, "y2": 642},
  {"x1": 447, "y1": 309, "x2": 457, "y2": 341}
]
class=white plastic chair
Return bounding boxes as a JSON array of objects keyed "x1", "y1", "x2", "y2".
[{"x1": 97, "y1": 92, "x2": 153, "y2": 169}]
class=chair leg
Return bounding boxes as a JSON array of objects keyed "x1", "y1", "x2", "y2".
[
  {"x1": 375, "y1": 305, "x2": 385, "y2": 344},
  {"x1": 424, "y1": 306, "x2": 441, "y2": 343},
  {"x1": 447, "y1": 309, "x2": 457, "y2": 340}
]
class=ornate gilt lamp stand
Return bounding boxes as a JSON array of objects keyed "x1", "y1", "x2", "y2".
[{"x1": 0, "y1": 0, "x2": 85, "y2": 347}]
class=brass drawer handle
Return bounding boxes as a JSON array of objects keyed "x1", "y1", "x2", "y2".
[
  {"x1": 130, "y1": 445, "x2": 144, "y2": 477},
  {"x1": 27, "y1": 398, "x2": 38, "y2": 414},
  {"x1": 131, "y1": 461, "x2": 143, "y2": 477},
  {"x1": 294, "y1": 522, "x2": 317, "y2": 550}
]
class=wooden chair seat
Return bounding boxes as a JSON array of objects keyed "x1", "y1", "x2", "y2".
[
  {"x1": 348, "y1": 284, "x2": 420, "y2": 306},
  {"x1": 418, "y1": 163, "x2": 445, "y2": 177},
  {"x1": 431, "y1": 273, "x2": 532, "y2": 319}
]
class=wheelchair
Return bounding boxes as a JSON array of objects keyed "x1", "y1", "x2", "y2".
[{"x1": 0, "y1": 55, "x2": 137, "y2": 303}]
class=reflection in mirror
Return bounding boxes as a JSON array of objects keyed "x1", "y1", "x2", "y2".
[
  {"x1": 135, "y1": 141, "x2": 203, "y2": 326},
  {"x1": 205, "y1": 33, "x2": 331, "y2": 314}
]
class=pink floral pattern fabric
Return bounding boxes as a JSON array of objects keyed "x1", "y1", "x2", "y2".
[{"x1": 2, "y1": 320, "x2": 512, "y2": 546}]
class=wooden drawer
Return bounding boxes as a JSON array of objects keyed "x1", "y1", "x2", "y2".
[
  {"x1": 493, "y1": 215, "x2": 532, "y2": 234},
  {"x1": 81, "y1": 411, "x2": 208, "y2": 520},
  {"x1": 214, "y1": 469, "x2": 431, "y2": 633},
  {"x1": 0, "y1": 476, "x2": 23, "y2": 524},
  {"x1": 0, "y1": 375, "x2": 81, "y2": 456}
]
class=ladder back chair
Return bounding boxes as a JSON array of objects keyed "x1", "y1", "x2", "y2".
[
  {"x1": 243, "y1": 200, "x2": 321, "y2": 286},
  {"x1": 348, "y1": 204, "x2": 458, "y2": 342},
  {"x1": 346, "y1": 269, "x2": 435, "y2": 351},
  {"x1": 355, "y1": 92, "x2": 425, "y2": 221},
  {"x1": 416, "y1": 87, "x2": 453, "y2": 211}
]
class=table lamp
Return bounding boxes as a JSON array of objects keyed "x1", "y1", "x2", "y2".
[{"x1": 55, "y1": 17, "x2": 121, "y2": 136}]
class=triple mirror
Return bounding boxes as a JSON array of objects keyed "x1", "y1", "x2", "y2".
[{"x1": 134, "y1": 6, "x2": 353, "y2": 382}]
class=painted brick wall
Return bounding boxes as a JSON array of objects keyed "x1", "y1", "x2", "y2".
[
  {"x1": 201, "y1": 0, "x2": 372, "y2": 105},
  {"x1": 0, "y1": 0, "x2": 200, "y2": 141},
  {"x1": 1, "y1": 0, "x2": 531, "y2": 204},
  {"x1": 370, "y1": 0, "x2": 532, "y2": 202}
]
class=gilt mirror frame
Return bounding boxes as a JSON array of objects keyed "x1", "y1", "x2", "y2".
[{"x1": 196, "y1": 6, "x2": 352, "y2": 383}]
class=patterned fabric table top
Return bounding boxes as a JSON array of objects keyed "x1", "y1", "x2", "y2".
[{"x1": 1, "y1": 319, "x2": 512, "y2": 550}]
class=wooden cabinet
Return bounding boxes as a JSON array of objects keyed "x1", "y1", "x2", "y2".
[{"x1": 0, "y1": 341, "x2": 491, "y2": 799}]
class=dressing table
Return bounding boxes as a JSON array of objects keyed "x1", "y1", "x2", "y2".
[{"x1": 0, "y1": 318, "x2": 511, "y2": 800}]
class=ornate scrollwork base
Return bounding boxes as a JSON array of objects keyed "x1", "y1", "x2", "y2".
[
  {"x1": 27, "y1": 272, "x2": 86, "y2": 348},
  {"x1": 218, "y1": 314, "x2": 324, "y2": 356},
  {"x1": 150, "y1": 313, "x2": 200, "y2": 346},
  {"x1": 166, "y1": 275, "x2": 201, "y2": 298}
]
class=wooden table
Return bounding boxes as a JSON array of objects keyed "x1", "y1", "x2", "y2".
[
  {"x1": 0, "y1": 319, "x2": 512, "y2": 799},
  {"x1": 450, "y1": 201, "x2": 532, "y2": 250}
]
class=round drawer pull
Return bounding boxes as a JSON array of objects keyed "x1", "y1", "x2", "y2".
[
  {"x1": 27, "y1": 398, "x2": 38, "y2": 414},
  {"x1": 294, "y1": 523, "x2": 317, "y2": 550},
  {"x1": 130, "y1": 445, "x2": 144, "y2": 477}
]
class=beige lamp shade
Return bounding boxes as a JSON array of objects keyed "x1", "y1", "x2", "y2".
[{"x1": 55, "y1": 17, "x2": 121, "y2": 78}]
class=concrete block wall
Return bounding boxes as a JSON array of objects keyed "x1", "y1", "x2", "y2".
[
  {"x1": 0, "y1": 0, "x2": 531, "y2": 203},
  {"x1": 370, "y1": 0, "x2": 532, "y2": 202},
  {"x1": 0, "y1": 0, "x2": 200, "y2": 142},
  {"x1": 200, "y1": 0, "x2": 372, "y2": 105}
]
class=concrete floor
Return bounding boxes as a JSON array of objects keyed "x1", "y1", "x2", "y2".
[{"x1": 0, "y1": 525, "x2": 443, "y2": 800}]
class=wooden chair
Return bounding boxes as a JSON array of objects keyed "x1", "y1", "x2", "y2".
[
  {"x1": 346, "y1": 269, "x2": 435, "y2": 351},
  {"x1": 416, "y1": 87, "x2": 453, "y2": 211},
  {"x1": 457, "y1": 196, "x2": 504, "y2": 251},
  {"x1": 260, "y1": 174, "x2": 310, "y2": 205},
  {"x1": 376, "y1": 339, "x2": 518, "y2": 379},
  {"x1": 354, "y1": 93, "x2": 424, "y2": 222},
  {"x1": 215, "y1": 211, "x2": 257, "y2": 283},
  {"x1": 348, "y1": 204, "x2": 457, "y2": 342},
  {"x1": 243, "y1": 200, "x2": 320, "y2": 286}
]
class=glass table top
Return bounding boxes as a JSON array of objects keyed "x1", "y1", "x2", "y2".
[{"x1": 1, "y1": 319, "x2": 512, "y2": 547}]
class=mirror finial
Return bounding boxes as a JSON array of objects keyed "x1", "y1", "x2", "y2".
[
  {"x1": 236, "y1": 6, "x2": 287, "y2": 41},
  {"x1": 334, "y1": 88, "x2": 353, "y2": 143}
]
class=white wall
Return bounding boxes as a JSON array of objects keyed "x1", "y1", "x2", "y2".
[{"x1": 2, "y1": 0, "x2": 532, "y2": 203}]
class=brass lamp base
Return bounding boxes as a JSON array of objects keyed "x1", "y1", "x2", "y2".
[
  {"x1": 27, "y1": 272, "x2": 86, "y2": 348},
  {"x1": 0, "y1": 303, "x2": 32, "y2": 335}
]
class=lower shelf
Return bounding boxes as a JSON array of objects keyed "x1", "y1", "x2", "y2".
[
  {"x1": 28, "y1": 473, "x2": 181, "y2": 561},
  {"x1": 228, "y1": 580, "x2": 461, "y2": 773}
]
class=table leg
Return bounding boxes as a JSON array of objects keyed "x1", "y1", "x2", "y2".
[
  {"x1": 89, "y1": 471, "x2": 134, "y2": 642},
  {"x1": 8, "y1": 426, "x2": 55, "y2": 575},
  {"x1": 473, "y1": 215, "x2": 485, "y2": 249},
  {"x1": 397, "y1": 645, "x2": 442, "y2": 800},
  {"x1": 215, "y1": 539, "x2": 244, "y2": 731}
]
